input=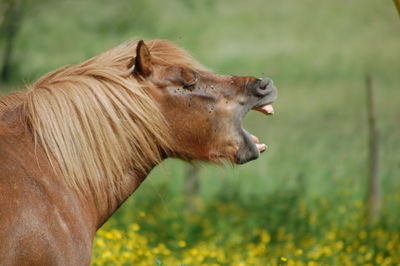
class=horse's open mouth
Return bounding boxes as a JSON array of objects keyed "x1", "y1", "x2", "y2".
[
  {"x1": 235, "y1": 103, "x2": 274, "y2": 164},
  {"x1": 250, "y1": 104, "x2": 274, "y2": 153}
]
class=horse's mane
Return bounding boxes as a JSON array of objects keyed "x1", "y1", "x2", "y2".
[{"x1": 23, "y1": 39, "x2": 205, "y2": 200}]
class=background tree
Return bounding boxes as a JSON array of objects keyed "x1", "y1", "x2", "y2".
[{"x1": 0, "y1": 0, "x2": 24, "y2": 83}]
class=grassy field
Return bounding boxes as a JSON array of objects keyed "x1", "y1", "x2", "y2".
[{"x1": 1, "y1": 0, "x2": 399, "y2": 265}]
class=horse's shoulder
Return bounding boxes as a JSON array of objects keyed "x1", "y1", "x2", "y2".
[
  {"x1": 0, "y1": 146, "x2": 53, "y2": 264},
  {"x1": 0, "y1": 147, "x2": 92, "y2": 266}
]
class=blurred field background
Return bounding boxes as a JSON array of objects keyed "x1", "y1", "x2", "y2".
[{"x1": 1, "y1": 0, "x2": 399, "y2": 265}]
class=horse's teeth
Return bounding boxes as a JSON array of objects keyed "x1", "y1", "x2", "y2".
[{"x1": 256, "y1": 143, "x2": 266, "y2": 152}]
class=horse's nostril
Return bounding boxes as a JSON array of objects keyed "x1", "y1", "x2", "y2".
[
  {"x1": 260, "y1": 78, "x2": 271, "y2": 89},
  {"x1": 255, "y1": 78, "x2": 273, "y2": 95}
]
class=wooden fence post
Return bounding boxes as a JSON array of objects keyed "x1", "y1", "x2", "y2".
[
  {"x1": 184, "y1": 164, "x2": 201, "y2": 212},
  {"x1": 365, "y1": 74, "x2": 381, "y2": 224},
  {"x1": 394, "y1": 0, "x2": 400, "y2": 16}
]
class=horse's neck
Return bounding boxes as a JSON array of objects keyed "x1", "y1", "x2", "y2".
[
  {"x1": 95, "y1": 169, "x2": 150, "y2": 229},
  {"x1": 0, "y1": 91, "x2": 153, "y2": 231},
  {"x1": 0, "y1": 93, "x2": 26, "y2": 136},
  {"x1": 0, "y1": 91, "x2": 26, "y2": 116}
]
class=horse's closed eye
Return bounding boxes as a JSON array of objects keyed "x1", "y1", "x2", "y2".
[{"x1": 181, "y1": 69, "x2": 198, "y2": 89}]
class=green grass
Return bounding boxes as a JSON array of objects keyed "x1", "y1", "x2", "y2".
[{"x1": 1, "y1": 0, "x2": 399, "y2": 264}]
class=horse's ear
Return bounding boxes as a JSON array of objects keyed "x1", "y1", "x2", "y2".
[{"x1": 133, "y1": 40, "x2": 152, "y2": 78}]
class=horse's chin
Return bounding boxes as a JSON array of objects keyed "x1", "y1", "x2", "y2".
[
  {"x1": 235, "y1": 104, "x2": 274, "y2": 164},
  {"x1": 235, "y1": 129, "x2": 261, "y2": 164}
]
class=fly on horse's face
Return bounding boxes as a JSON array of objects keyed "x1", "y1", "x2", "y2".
[{"x1": 133, "y1": 40, "x2": 277, "y2": 164}]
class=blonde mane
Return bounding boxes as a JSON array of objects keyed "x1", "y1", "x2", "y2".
[{"x1": 23, "y1": 39, "x2": 204, "y2": 200}]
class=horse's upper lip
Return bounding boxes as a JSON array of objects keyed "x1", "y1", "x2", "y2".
[
  {"x1": 251, "y1": 84, "x2": 277, "y2": 115},
  {"x1": 251, "y1": 104, "x2": 274, "y2": 115}
]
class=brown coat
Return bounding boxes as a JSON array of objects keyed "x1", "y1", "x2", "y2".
[{"x1": 0, "y1": 39, "x2": 277, "y2": 265}]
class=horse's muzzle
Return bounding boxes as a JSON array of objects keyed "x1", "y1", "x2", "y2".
[{"x1": 250, "y1": 78, "x2": 276, "y2": 98}]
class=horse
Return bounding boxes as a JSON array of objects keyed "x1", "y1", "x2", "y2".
[{"x1": 0, "y1": 39, "x2": 277, "y2": 265}]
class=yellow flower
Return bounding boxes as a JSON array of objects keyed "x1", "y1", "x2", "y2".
[
  {"x1": 178, "y1": 240, "x2": 187, "y2": 248},
  {"x1": 295, "y1": 249, "x2": 303, "y2": 256},
  {"x1": 131, "y1": 223, "x2": 140, "y2": 232},
  {"x1": 307, "y1": 261, "x2": 318, "y2": 266},
  {"x1": 327, "y1": 231, "x2": 336, "y2": 241},
  {"x1": 96, "y1": 238, "x2": 105, "y2": 248},
  {"x1": 335, "y1": 241, "x2": 344, "y2": 251},
  {"x1": 102, "y1": 250, "x2": 112, "y2": 258},
  {"x1": 359, "y1": 231, "x2": 367, "y2": 240},
  {"x1": 322, "y1": 246, "x2": 333, "y2": 256},
  {"x1": 190, "y1": 248, "x2": 198, "y2": 256},
  {"x1": 365, "y1": 252, "x2": 373, "y2": 261},
  {"x1": 261, "y1": 230, "x2": 271, "y2": 244}
]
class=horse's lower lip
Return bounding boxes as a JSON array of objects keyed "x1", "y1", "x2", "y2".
[
  {"x1": 252, "y1": 104, "x2": 274, "y2": 115},
  {"x1": 251, "y1": 133, "x2": 267, "y2": 152}
]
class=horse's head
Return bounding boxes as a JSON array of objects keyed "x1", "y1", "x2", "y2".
[{"x1": 133, "y1": 40, "x2": 277, "y2": 164}]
